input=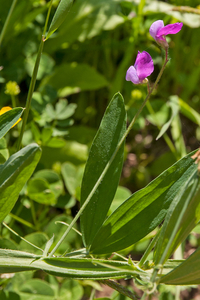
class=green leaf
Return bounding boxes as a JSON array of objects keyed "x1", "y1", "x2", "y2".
[
  {"x1": 45, "y1": 215, "x2": 77, "y2": 254},
  {"x1": 25, "y1": 53, "x2": 55, "y2": 80},
  {"x1": 40, "y1": 63, "x2": 108, "y2": 97},
  {"x1": 172, "y1": 95, "x2": 200, "y2": 126},
  {"x1": 41, "y1": 141, "x2": 88, "y2": 168},
  {"x1": 0, "y1": 143, "x2": 41, "y2": 223},
  {"x1": 45, "y1": 0, "x2": 124, "y2": 52},
  {"x1": 0, "y1": 107, "x2": 23, "y2": 139},
  {"x1": 55, "y1": 99, "x2": 77, "y2": 120},
  {"x1": 0, "y1": 138, "x2": 9, "y2": 164},
  {"x1": 156, "y1": 99, "x2": 179, "y2": 140},
  {"x1": 61, "y1": 162, "x2": 84, "y2": 199},
  {"x1": 43, "y1": 235, "x2": 54, "y2": 257},
  {"x1": 42, "y1": 257, "x2": 144, "y2": 279},
  {"x1": 46, "y1": 0, "x2": 74, "y2": 39},
  {"x1": 80, "y1": 92, "x2": 126, "y2": 248},
  {"x1": 171, "y1": 114, "x2": 186, "y2": 158},
  {"x1": 60, "y1": 280, "x2": 83, "y2": 300},
  {"x1": 154, "y1": 172, "x2": 200, "y2": 265},
  {"x1": 33, "y1": 169, "x2": 63, "y2": 199},
  {"x1": 19, "y1": 279, "x2": 54, "y2": 299},
  {"x1": 27, "y1": 178, "x2": 56, "y2": 205},
  {"x1": 45, "y1": 137, "x2": 66, "y2": 148},
  {"x1": 0, "y1": 249, "x2": 144, "y2": 279},
  {"x1": 90, "y1": 150, "x2": 198, "y2": 254},
  {"x1": 19, "y1": 232, "x2": 49, "y2": 254},
  {"x1": 109, "y1": 186, "x2": 132, "y2": 214},
  {"x1": 160, "y1": 247, "x2": 200, "y2": 285}
]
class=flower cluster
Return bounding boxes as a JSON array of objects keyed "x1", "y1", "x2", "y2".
[{"x1": 126, "y1": 20, "x2": 183, "y2": 85}]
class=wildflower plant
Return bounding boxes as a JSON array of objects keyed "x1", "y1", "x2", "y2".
[{"x1": 0, "y1": 1, "x2": 200, "y2": 300}]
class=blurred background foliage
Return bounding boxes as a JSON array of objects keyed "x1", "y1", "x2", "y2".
[{"x1": 1, "y1": 0, "x2": 200, "y2": 299}]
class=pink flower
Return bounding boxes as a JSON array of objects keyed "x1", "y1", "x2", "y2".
[
  {"x1": 149, "y1": 20, "x2": 183, "y2": 48},
  {"x1": 126, "y1": 51, "x2": 154, "y2": 84}
]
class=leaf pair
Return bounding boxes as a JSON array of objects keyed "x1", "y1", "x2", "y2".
[{"x1": 80, "y1": 92, "x2": 200, "y2": 261}]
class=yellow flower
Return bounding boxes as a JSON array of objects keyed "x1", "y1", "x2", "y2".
[{"x1": 0, "y1": 107, "x2": 22, "y2": 128}]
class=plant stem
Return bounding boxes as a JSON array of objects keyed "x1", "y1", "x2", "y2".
[
  {"x1": 141, "y1": 292, "x2": 148, "y2": 300},
  {"x1": 100, "y1": 280, "x2": 138, "y2": 300},
  {"x1": 49, "y1": 47, "x2": 169, "y2": 257},
  {"x1": 9, "y1": 213, "x2": 37, "y2": 230},
  {"x1": 16, "y1": 37, "x2": 44, "y2": 150},
  {"x1": 11, "y1": 94, "x2": 17, "y2": 108},
  {"x1": 3, "y1": 222, "x2": 43, "y2": 252},
  {"x1": 138, "y1": 229, "x2": 161, "y2": 268},
  {"x1": 30, "y1": 200, "x2": 38, "y2": 229},
  {"x1": 0, "y1": 0, "x2": 18, "y2": 47},
  {"x1": 16, "y1": 0, "x2": 54, "y2": 150}
]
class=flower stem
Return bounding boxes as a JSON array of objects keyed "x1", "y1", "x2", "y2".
[
  {"x1": 11, "y1": 94, "x2": 17, "y2": 108},
  {"x1": 49, "y1": 46, "x2": 169, "y2": 257}
]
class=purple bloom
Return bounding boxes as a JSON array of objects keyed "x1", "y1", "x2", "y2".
[
  {"x1": 126, "y1": 51, "x2": 154, "y2": 84},
  {"x1": 149, "y1": 20, "x2": 183, "y2": 48}
]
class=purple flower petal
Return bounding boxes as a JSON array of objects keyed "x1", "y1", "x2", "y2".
[
  {"x1": 126, "y1": 66, "x2": 140, "y2": 84},
  {"x1": 126, "y1": 51, "x2": 154, "y2": 85},
  {"x1": 135, "y1": 51, "x2": 154, "y2": 81},
  {"x1": 149, "y1": 20, "x2": 164, "y2": 40},
  {"x1": 157, "y1": 22, "x2": 183, "y2": 37}
]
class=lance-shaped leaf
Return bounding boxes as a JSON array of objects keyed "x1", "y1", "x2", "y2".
[
  {"x1": 0, "y1": 107, "x2": 23, "y2": 139},
  {"x1": 160, "y1": 247, "x2": 200, "y2": 285},
  {"x1": 154, "y1": 171, "x2": 200, "y2": 265},
  {"x1": 90, "y1": 150, "x2": 198, "y2": 254},
  {"x1": 0, "y1": 249, "x2": 145, "y2": 280},
  {"x1": 46, "y1": 0, "x2": 74, "y2": 40},
  {"x1": 0, "y1": 143, "x2": 41, "y2": 223},
  {"x1": 80, "y1": 92, "x2": 126, "y2": 248}
]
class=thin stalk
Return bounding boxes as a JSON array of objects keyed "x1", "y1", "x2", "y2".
[
  {"x1": 3, "y1": 222, "x2": 43, "y2": 252},
  {"x1": 9, "y1": 213, "x2": 37, "y2": 230},
  {"x1": 141, "y1": 292, "x2": 148, "y2": 300},
  {"x1": 16, "y1": 36, "x2": 44, "y2": 150},
  {"x1": 16, "y1": 0, "x2": 54, "y2": 150},
  {"x1": 89, "y1": 289, "x2": 95, "y2": 300},
  {"x1": 100, "y1": 280, "x2": 138, "y2": 300},
  {"x1": 138, "y1": 228, "x2": 161, "y2": 268},
  {"x1": 174, "y1": 245, "x2": 182, "y2": 300},
  {"x1": 8, "y1": 199, "x2": 24, "y2": 229},
  {"x1": 49, "y1": 47, "x2": 169, "y2": 257},
  {"x1": 0, "y1": 0, "x2": 18, "y2": 47},
  {"x1": 43, "y1": 0, "x2": 54, "y2": 37},
  {"x1": 11, "y1": 94, "x2": 17, "y2": 108},
  {"x1": 30, "y1": 200, "x2": 37, "y2": 229}
]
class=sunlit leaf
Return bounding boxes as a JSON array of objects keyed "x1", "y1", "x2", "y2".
[{"x1": 80, "y1": 92, "x2": 126, "y2": 248}]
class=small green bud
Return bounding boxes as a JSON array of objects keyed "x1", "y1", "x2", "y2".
[{"x1": 5, "y1": 81, "x2": 20, "y2": 96}]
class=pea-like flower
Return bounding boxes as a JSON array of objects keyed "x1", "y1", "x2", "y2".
[
  {"x1": 126, "y1": 51, "x2": 154, "y2": 84},
  {"x1": 149, "y1": 20, "x2": 183, "y2": 48}
]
